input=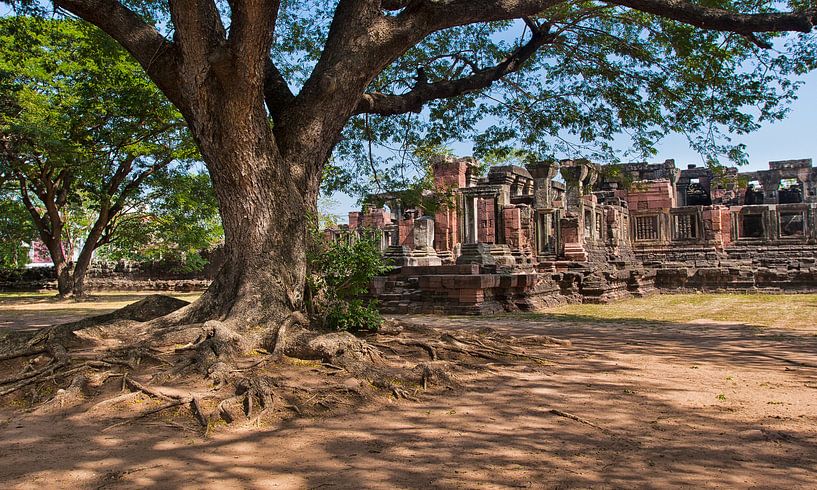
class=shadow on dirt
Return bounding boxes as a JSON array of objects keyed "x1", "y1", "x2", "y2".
[{"x1": 0, "y1": 312, "x2": 815, "y2": 488}]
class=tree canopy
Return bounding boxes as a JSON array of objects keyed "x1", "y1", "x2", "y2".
[
  {"x1": 11, "y1": 2, "x2": 815, "y2": 184},
  {"x1": 0, "y1": 15, "x2": 200, "y2": 295},
  {"x1": 98, "y1": 170, "x2": 223, "y2": 272},
  {"x1": 320, "y1": 1, "x2": 817, "y2": 196}
]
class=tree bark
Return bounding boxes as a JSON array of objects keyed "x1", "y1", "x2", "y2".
[
  {"x1": 71, "y1": 234, "x2": 99, "y2": 297},
  {"x1": 168, "y1": 72, "x2": 321, "y2": 332},
  {"x1": 44, "y1": 238, "x2": 74, "y2": 298},
  {"x1": 182, "y1": 144, "x2": 321, "y2": 331}
]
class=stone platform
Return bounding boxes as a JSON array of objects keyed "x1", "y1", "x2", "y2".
[{"x1": 371, "y1": 262, "x2": 657, "y2": 315}]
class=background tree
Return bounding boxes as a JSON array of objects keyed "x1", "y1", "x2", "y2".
[
  {"x1": 98, "y1": 170, "x2": 223, "y2": 273},
  {"x1": 0, "y1": 185, "x2": 36, "y2": 268},
  {"x1": 3, "y1": 1, "x2": 815, "y2": 333},
  {"x1": 0, "y1": 16, "x2": 197, "y2": 297}
]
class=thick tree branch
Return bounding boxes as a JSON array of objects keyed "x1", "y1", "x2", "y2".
[
  {"x1": 17, "y1": 176, "x2": 50, "y2": 238},
  {"x1": 108, "y1": 155, "x2": 174, "y2": 218},
  {"x1": 355, "y1": 26, "x2": 555, "y2": 115},
  {"x1": 228, "y1": 0, "x2": 281, "y2": 62},
  {"x1": 611, "y1": 0, "x2": 816, "y2": 34},
  {"x1": 276, "y1": 0, "x2": 390, "y2": 158},
  {"x1": 381, "y1": 0, "x2": 413, "y2": 10},
  {"x1": 264, "y1": 58, "x2": 295, "y2": 120},
  {"x1": 168, "y1": 0, "x2": 227, "y2": 70},
  {"x1": 105, "y1": 154, "x2": 137, "y2": 197},
  {"x1": 53, "y1": 0, "x2": 183, "y2": 107},
  {"x1": 55, "y1": 169, "x2": 72, "y2": 207}
]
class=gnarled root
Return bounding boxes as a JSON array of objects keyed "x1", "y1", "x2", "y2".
[{"x1": 1, "y1": 297, "x2": 568, "y2": 432}]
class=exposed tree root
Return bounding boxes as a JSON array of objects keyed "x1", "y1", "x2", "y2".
[
  {"x1": 103, "y1": 400, "x2": 187, "y2": 432},
  {"x1": 549, "y1": 408, "x2": 611, "y2": 434},
  {"x1": 0, "y1": 296, "x2": 571, "y2": 432}
]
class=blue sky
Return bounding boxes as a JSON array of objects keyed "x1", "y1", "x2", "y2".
[{"x1": 326, "y1": 69, "x2": 817, "y2": 222}]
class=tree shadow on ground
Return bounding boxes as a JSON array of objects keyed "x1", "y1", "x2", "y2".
[{"x1": 0, "y1": 313, "x2": 815, "y2": 488}]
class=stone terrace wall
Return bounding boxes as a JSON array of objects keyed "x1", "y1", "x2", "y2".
[{"x1": 0, "y1": 263, "x2": 211, "y2": 292}]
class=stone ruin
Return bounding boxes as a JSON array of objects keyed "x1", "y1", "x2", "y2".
[{"x1": 324, "y1": 156, "x2": 817, "y2": 314}]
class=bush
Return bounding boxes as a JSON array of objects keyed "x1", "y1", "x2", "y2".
[
  {"x1": 324, "y1": 299, "x2": 384, "y2": 333},
  {"x1": 307, "y1": 229, "x2": 391, "y2": 333}
]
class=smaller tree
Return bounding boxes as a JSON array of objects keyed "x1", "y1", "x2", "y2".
[
  {"x1": 98, "y1": 170, "x2": 223, "y2": 273},
  {"x1": 0, "y1": 17, "x2": 197, "y2": 297}
]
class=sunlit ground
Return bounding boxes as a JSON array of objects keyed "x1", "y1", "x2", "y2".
[
  {"x1": 529, "y1": 293, "x2": 817, "y2": 330},
  {"x1": 2, "y1": 291, "x2": 816, "y2": 332},
  {"x1": 0, "y1": 290, "x2": 203, "y2": 331}
]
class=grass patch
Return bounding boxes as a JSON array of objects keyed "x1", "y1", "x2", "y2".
[
  {"x1": 523, "y1": 293, "x2": 817, "y2": 329},
  {"x1": 0, "y1": 291, "x2": 202, "y2": 331}
]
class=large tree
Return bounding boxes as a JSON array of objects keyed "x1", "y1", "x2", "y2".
[
  {"x1": 4, "y1": 0, "x2": 815, "y2": 329},
  {"x1": 0, "y1": 16, "x2": 196, "y2": 297}
]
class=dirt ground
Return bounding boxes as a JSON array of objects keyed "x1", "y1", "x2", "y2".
[{"x1": 1, "y1": 292, "x2": 816, "y2": 488}]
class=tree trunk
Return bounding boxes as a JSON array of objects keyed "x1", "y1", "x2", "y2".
[
  {"x1": 46, "y1": 240, "x2": 74, "y2": 299},
  {"x1": 71, "y1": 213, "x2": 108, "y2": 298},
  {"x1": 159, "y1": 19, "x2": 328, "y2": 335},
  {"x1": 71, "y1": 248, "x2": 94, "y2": 298},
  {"x1": 177, "y1": 91, "x2": 323, "y2": 334},
  {"x1": 183, "y1": 150, "x2": 320, "y2": 332}
]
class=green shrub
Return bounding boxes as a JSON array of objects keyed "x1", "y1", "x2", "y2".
[
  {"x1": 324, "y1": 299, "x2": 384, "y2": 333},
  {"x1": 307, "y1": 229, "x2": 391, "y2": 333}
]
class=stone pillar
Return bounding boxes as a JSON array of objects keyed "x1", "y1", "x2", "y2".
[
  {"x1": 409, "y1": 216, "x2": 441, "y2": 266},
  {"x1": 559, "y1": 160, "x2": 597, "y2": 262},
  {"x1": 560, "y1": 163, "x2": 588, "y2": 216},
  {"x1": 434, "y1": 206, "x2": 458, "y2": 264},
  {"x1": 462, "y1": 195, "x2": 479, "y2": 244}
]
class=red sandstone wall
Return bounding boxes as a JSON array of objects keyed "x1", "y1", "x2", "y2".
[
  {"x1": 477, "y1": 198, "x2": 496, "y2": 244},
  {"x1": 434, "y1": 207, "x2": 459, "y2": 253},
  {"x1": 623, "y1": 180, "x2": 675, "y2": 211},
  {"x1": 719, "y1": 207, "x2": 733, "y2": 248},
  {"x1": 399, "y1": 217, "x2": 414, "y2": 248},
  {"x1": 432, "y1": 158, "x2": 469, "y2": 189},
  {"x1": 503, "y1": 207, "x2": 521, "y2": 250},
  {"x1": 361, "y1": 209, "x2": 390, "y2": 228},
  {"x1": 348, "y1": 211, "x2": 361, "y2": 230}
]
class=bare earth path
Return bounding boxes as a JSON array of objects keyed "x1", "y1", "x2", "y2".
[{"x1": 0, "y1": 293, "x2": 815, "y2": 488}]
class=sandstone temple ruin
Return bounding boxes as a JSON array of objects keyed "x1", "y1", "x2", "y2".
[{"x1": 325, "y1": 157, "x2": 817, "y2": 314}]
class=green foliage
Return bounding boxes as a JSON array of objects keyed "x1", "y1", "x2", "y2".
[
  {"x1": 0, "y1": 16, "x2": 195, "y2": 178},
  {"x1": 0, "y1": 193, "x2": 35, "y2": 268},
  {"x1": 324, "y1": 299, "x2": 385, "y2": 334},
  {"x1": 597, "y1": 163, "x2": 637, "y2": 190},
  {"x1": 359, "y1": 144, "x2": 458, "y2": 215},
  {"x1": 318, "y1": 1, "x2": 817, "y2": 198},
  {"x1": 317, "y1": 194, "x2": 342, "y2": 230},
  {"x1": 97, "y1": 171, "x2": 223, "y2": 273},
  {"x1": 0, "y1": 16, "x2": 201, "y2": 276},
  {"x1": 307, "y1": 230, "x2": 391, "y2": 333}
]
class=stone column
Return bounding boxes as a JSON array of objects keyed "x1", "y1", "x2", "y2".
[
  {"x1": 463, "y1": 195, "x2": 479, "y2": 244},
  {"x1": 560, "y1": 162, "x2": 588, "y2": 217},
  {"x1": 409, "y1": 216, "x2": 441, "y2": 266}
]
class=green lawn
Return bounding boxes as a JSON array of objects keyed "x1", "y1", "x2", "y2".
[
  {"x1": 0, "y1": 291, "x2": 202, "y2": 331},
  {"x1": 535, "y1": 293, "x2": 817, "y2": 329}
]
